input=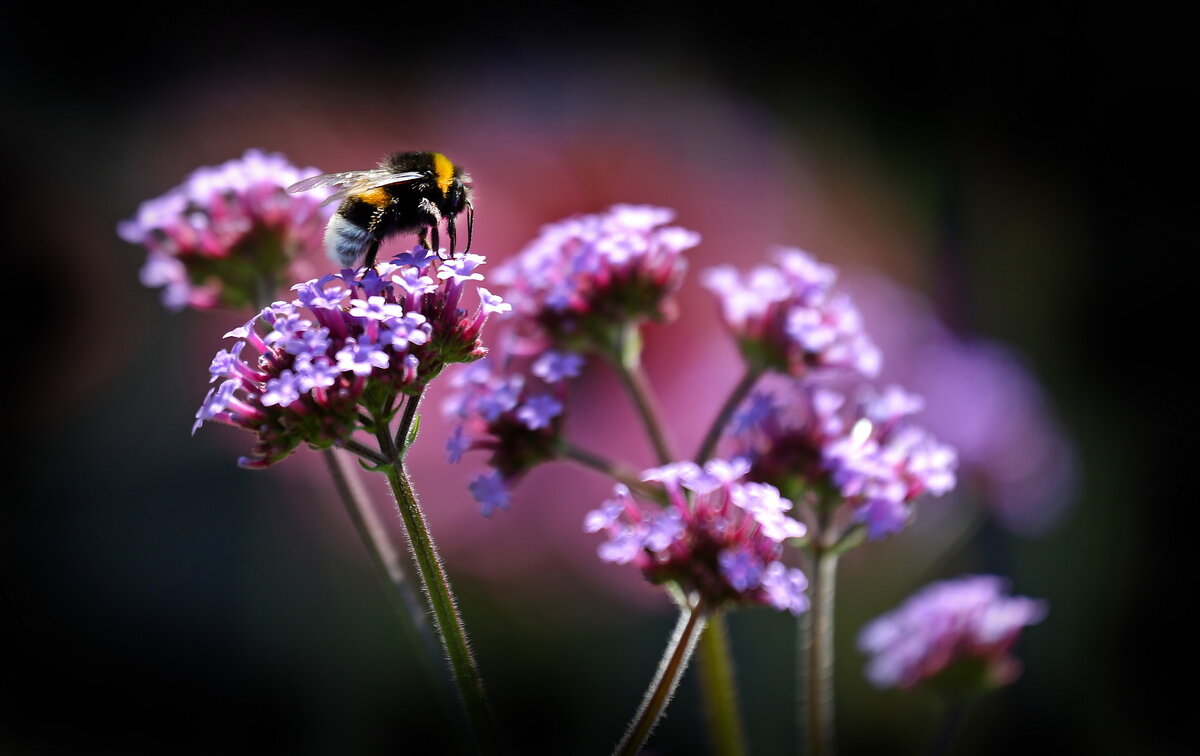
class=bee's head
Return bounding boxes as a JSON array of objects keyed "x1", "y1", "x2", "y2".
[{"x1": 445, "y1": 169, "x2": 473, "y2": 215}]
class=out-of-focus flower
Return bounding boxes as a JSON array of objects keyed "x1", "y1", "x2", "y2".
[
  {"x1": 493, "y1": 204, "x2": 699, "y2": 355},
  {"x1": 702, "y1": 248, "x2": 881, "y2": 378},
  {"x1": 857, "y1": 574, "x2": 1047, "y2": 692},
  {"x1": 119, "y1": 149, "x2": 333, "y2": 311},
  {"x1": 847, "y1": 274, "x2": 1078, "y2": 534},
  {"x1": 442, "y1": 351, "x2": 575, "y2": 515},
  {"x1": 727, "y1": 376, "x2": 957, "y2": 540},
  {"x1": 195, "y1": 252, "x2": 500, "y2": 467},
  {"x1": 584, "y1": 459, "x2": 810, "y2": 615}
]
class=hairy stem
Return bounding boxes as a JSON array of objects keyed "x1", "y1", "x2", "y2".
[
  {"x1": 342, "y1": 438, "x2": 389, "y2": 468},
  {"x1": 376, "y1": 395, "x2": 499, "y2": 753},
  {"x1": 614, "y1": 597, "x2": 708, "y2": 756},
  {"x1": 322, "y1": 447, "x2": 449, "y2": 684}
]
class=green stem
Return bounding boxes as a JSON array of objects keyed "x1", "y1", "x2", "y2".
[
  {"x1": 800, "y1": 549, "x2": 838, "y2": 756},
  {"x1": 694, "y1": 365, "x2": 764, "y2": 465},
  {"x1": 342, "y1": 438, "x2": 389, "y2": 468},
  {"x1": 695, "y1": 613, "x2": 747, "y2": 756},
  {"x1": 560, "y1": 442, "x2": 663, "y2": 501},
  {"x1": 610, "y1": 325, "x2": 675, "y2": 465},
  {"x1": 375, "y1": 399, "x2": 499, "y2": 753},
  {"x1": 614, "y1": 597, "x2": 709, "y2": 756},
  {"x1": 690, "y1": 366, "x2": 762, "y2": 756},
  {"x1": 321, "y1": 447, "x2": 450, "y2": 687}
]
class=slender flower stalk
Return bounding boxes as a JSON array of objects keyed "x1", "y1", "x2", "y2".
[
  {"x1": 322, "y1": 447, "x2": 450, "y2": 696},
  {"x1": 694, "y1": 612, "x2": 747, "y2": 756},
  {"x1": 695, "y1": 365, "x2": 765, "y2": 466},
  {"x1": 561, "y1": 443, "x2": 664, "y2": 501},
  {"x1": 800, "y1": 548, "x2": 838, "y2": 756},
  {"x1": 613, "y1": 595, "x2": 709, "y2": 756},
  {"x1": 376, "y1": 396, "x2": 500, "y2": 752},
  {"x1": 610, "y1": 324, "x2": 676, "y2": 465}
]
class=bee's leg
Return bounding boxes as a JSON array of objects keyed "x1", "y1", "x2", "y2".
[
  {"x1": 416, "y1": 198, "x2": 443, "y2": 258},
  {"x1": 362, "y1": 239, "x2": 381, "y2": 277},
  {"x1": 446, "y1": 215, "x2": 458, "y2": 258},
  {"x1": 430, "y1": 224, "x2": 441, "y2": 259},
  {"x1": 463, "y1": 201, "x2": 474, "y2": 254},
  {"x1": 417, "y1": 228, "x2": 430, "y2": 251}
]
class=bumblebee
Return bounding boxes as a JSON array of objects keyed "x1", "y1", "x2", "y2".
[{"x1": 288, "y1": 151, "x2": 474, "y2": 269}]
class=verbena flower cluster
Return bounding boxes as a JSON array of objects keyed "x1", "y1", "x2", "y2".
[
  {"x1": 585, "y1": 459, "x2": 810, "y2": 614},
  {"x1": 442, "y1": 349, "x2": 582, "y2": 515},
  {"x1": 195, "y1": 250, "x2": 507, "y2": 467},
  {"x1": 702, "y1": 247, "x2": 881, "y2": 378},
  {"x1": 445, "y1": 205, "x2": 696, "y2": 512},
  {"x1": 119, "y1": 149, "x2": 332, "y2": 311},
  {"x1": 847, "y1": 274, "x2": 1077, "y2": 534},
  {"x1": 492, "y1": 203, "x2": 698, "y2": 353},
  {"x1": 445, "y1": 205, "x2": 960, "y2": 620},
  {"x1": 858, "y1": 575, "x2": 1047, "y2": 691},
  {"x1": 727, "y1": 378, "x2": 958, "y2": 540}
]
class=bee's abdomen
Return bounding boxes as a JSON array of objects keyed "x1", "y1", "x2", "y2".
[{"x1": 325, "y1": 214, "x2": 372, "y2": 267}]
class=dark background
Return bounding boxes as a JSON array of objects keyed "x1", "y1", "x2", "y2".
[{"x1": 2, "y1": 4, "x2": 1189, "y2": 755}]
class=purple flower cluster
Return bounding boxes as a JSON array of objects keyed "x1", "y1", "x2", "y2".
[
  {"x1": 729, "y1": 377, "x2": 957, "y2": 540},
  {"x1": 442, "y1": 349, "x2": 582, "y2": 515},
  {"x1": 445, "y1": 205, "x2": 699, "y2": 513},
  {"x1": 195, "y1": 250, "x2": 505, "y2": 467},
  {"x1": 493, "y1": 204, "x2": 699, "y2": 354},
  {"x1": 846, "y1": 274, "x2": 1077, "y2": 534},
  {"x1": 702, "y1": 248, "x2": 881, "y2": 378},
  {"x1": 119, "y1": 149, "x2": 333, "y2": 311},
  {"x1": 858, "y1": 575, "x2": 1047, "y2": 691},
  {"x1": 585, "y1": 459, "x2": 810, "y2": 615}
]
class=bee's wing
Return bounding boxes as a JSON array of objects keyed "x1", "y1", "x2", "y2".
[{"x1": 288, "y1": 169, "x2": 426, "y2": 206}]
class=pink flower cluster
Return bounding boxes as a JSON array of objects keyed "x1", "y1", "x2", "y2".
[
  {"x1": 585, "y1": 459, "x2": 810, "y2": 615},
  {"x1": 119, "y1": 149, "x2": 333, "y2": 311},
  {"x1": 702, "y1": 248, "x2": 881, "y2": 378},
  {"x1": 493, "y1": 204, "x2": 699, "y2": 353},
  {"x1": 858, "y1": 574, "x2": 1047, "y2": 690},
  {"x1": 730, "y1": 378, "x2": 957, "y2": 540}
]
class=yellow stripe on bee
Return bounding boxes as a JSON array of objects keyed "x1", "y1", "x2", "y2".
[
  {"x1": 357, "y1": 188, "x2": 390, "y2": 207},
  {"x1": 432, "y1": 152, "x2": 454, "y2": 195}
]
